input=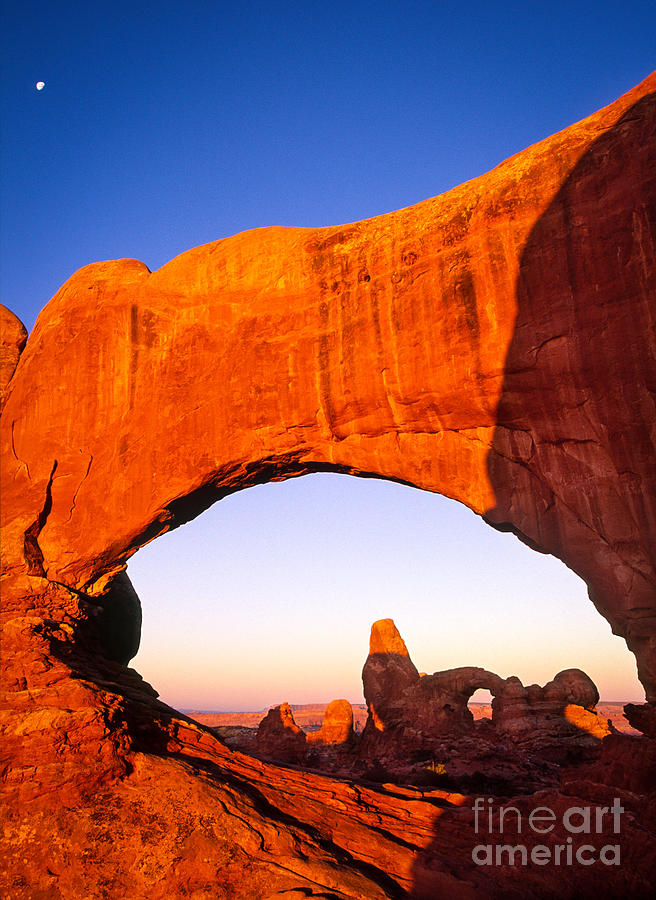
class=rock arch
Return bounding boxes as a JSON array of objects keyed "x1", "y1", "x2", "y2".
[
  {"x1": 360, "y1": 619, "x2": 612, "y2": 754},
  {"x1": 2, "y1": 74, "x2": 655, "y2": 699},
  {"x1": 1, "y1": 72, "x2": 655, "y2": 900},
  {"x1": 361, "y1": 618, "x2": 506, "y2": 736}
]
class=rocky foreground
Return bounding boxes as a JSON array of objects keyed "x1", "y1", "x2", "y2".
[{"x1": 2, "y1": 73, "x2": 656, "y2": 897}]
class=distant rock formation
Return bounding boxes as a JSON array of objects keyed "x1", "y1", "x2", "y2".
[
  {"x1": 361, "y1": 619, "x2": 611, "y2": 757},
  {"x1": 360, "y1": 618, "x2": 420, "y2": 733},
  {"x1": 307, "y1": 699, "x2": 355, "y2": 746},
  {"x1": 493, "y1": 668, "x2": 611, "y2": 741},
  {"x1": 256, "y1": 698, "x2": 356, "y2": 761},
  {"x1": 238, "y1": 620, "x2": 613, "y2": 779},
  {"x1": 256, "y1": 702, "x2": 306, "y2": 762}
]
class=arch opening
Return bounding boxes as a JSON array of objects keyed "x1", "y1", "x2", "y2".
[{"x1": 127, "y1": 473, "x2": 644, "y2": 717}]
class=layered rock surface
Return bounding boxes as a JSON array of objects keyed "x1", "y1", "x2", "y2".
[{"x1": 1, "y1": 74, "x2": 656, "y2": 897}]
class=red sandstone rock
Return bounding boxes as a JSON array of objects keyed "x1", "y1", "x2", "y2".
[
  {"x1": 256, "y1": 702, "x2": 307, "y2": 762},
  {"x1": 543, "y1": 668, "x2": 599, "y2": 708},
  {"x1": 362, "y1": 621, "x2": 505, "y2": 744},
  {"x1": 307, "y1": 699, "x2": 355, "y2": 746},
  {"x1": 369, "y1": 617, "x2": 412, "y2": 656},
  {"x1": 361, "y1": 620, "x2": 611, "y2": 762},
  {"x1": 0, "y1": 304, "x2": 27, "y2": 409},
  {"x1": 1, "y1": 75, "x2": 656, "y2": 898},
  {"x1": 492, "y1": 669, "x2": 611, "y2": 745},
  {"x1": 362, "y1": 619, "x2": 420, "y2": 733}
]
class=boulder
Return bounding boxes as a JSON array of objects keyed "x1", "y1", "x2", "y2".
[{"x1": 543, "y1": 668, "x2": 599, "y2": 709}]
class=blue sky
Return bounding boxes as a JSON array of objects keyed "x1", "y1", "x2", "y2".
[{"x1": 2, "y1": 1, "x2": 652, "y2": 707}]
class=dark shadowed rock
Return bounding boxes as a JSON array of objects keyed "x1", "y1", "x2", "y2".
[
  {"x1": 256, "y1": 702, "x2": 307, "y2": 763},
  {"x1": 362, "y1": 619, "x2": 420, "y2": 733},
  {"x1": 623, "y1": 701, "x2": 656, "y2": 738},
  {"x1": 94, "y1": 571, "x2": 142, "y2": 665}
]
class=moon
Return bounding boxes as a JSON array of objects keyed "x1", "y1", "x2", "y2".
[{"x1": 36, "y1": 81, "x2": 45, "y2": 91}]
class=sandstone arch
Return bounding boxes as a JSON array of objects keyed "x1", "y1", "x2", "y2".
[
  {"x1": 2, "y1": 73, "x2": 655, "y2": 701},
  {"x1": 363, "y1": 619, "x2": 506, "y2": 736},
  {"x1": 360, "y1": 619, "x2": 612, "y2": 754},
  {"x1": 1, "y1": 72, "x2": 655, "y2": 900}
]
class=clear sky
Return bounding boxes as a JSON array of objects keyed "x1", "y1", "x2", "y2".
[{"x1": 2, "y1": 1, "x2": 652, "y2": 708}]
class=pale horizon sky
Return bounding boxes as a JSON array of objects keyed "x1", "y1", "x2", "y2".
[{"x1": 2, "y1": 2, "x2": 652, "y2": 710}]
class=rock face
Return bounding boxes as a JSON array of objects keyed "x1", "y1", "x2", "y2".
[
  {"x1": 0, "y1": 304, "x2": 27, "y2": 409},
  {"x1": 1, "y1": 75, "x2": 656, "y2": 897}
]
